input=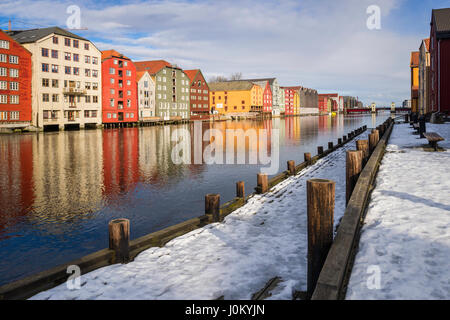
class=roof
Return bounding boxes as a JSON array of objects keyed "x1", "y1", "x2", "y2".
[
  {"x1": 432, "y1": 8, "x2": 450, "y2": 37},
  {"x1": 209, "y1": 81, "x2": 255, "y2": 92},
  {"x1": 184, "y1": 69, "x2": 199, "y2": 83},
  {"x1": 410, "y1": 51, "x2": 419, "y2": 67},
  {"x1": 241, "y1": 78, "x2": 277, "y2": 85},
  {"x1": 6, "y1": 26, "x2": 87, "y2": 44},
  {"x1": 101, "y1": 50, "x2": 130, "y2": 61},
  {"x1": 136, "y1": 71, "x2": 149, "y2": 81},
  {"x1": 134, "y1": 60, "x2": 172, "y2": 75},
  {"x1": 421, "y1": 38, "x2": 430, "y2": 52},
  {"x1": 0, "y1": 29, "x2": 32, "y2": 56},
  {"x1": 281, "y1": 86, "x2": 302, "y2": 91}
]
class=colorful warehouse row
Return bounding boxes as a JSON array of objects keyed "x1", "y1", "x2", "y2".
[
  {"x1": 410, "y1": 8, "x2": 450, "y2": 115},
  {"x1": 0, "y1": 26, "x2": 361, "y2": 131}
]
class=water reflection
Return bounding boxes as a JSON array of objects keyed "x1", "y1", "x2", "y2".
[{"x1": 0, "y1": 114, "x2": 389, "y2": 285}]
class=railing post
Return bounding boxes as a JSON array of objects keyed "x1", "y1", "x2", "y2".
[
  {"x1": 109, "y1": 219, "x2": 130, "y2": 264},
  {"x1": 307, "y1": 179, "x2": 335, "y2": 298},
  {"x1": 205, "y1": 194, "x2": 221, "y2": 222},
  {"x1": 346, "y1": 150, "x2": 363, "y2": 205}
]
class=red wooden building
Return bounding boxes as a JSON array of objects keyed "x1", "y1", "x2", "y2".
[
  {"x1": 262, "y1": 81, "x2": 273, "y2": 114},
  {"x1": 281, "y1": 87, "x2": 298, "y2": 116},
  {"x1": 0, "y1": 29, "x2": 32, "y2": 127},
  {"x1": 430, "y1": 8, "x2": 450, "y2": 114},
  {"x1": 318, "y1": 94, "x2": 331, "y2": 114},
  {"x1": 184, "y1": 69, "x2": 210, "y2": 120},
  {"x1": 101, "y1": 50, "x2": 138, "y2": 127}
]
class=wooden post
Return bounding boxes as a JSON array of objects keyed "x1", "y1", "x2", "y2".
[
  {"x1": 356, "y1": 140, "x2": 369, "y2": 165},
  {"x1": 304, "y1": 152, "x2": 312, "y2": 164},
  {"x1": 108, "y1": 219, "x2": 130, "y2": 264},
  {"x1": 346, "y1": 150, "x2": 363, "y2": 205},
  {"x1": 372, "y1": 129, "x2": 379, "y2": 144},
  {"x1": 317, "y1": 146, "x2": 323, "y2": 155},
  {"x1": 257, "y1": 173, "x2": 269, "y2": 194},
  {"x1": 368, "y1": 133, "x2": 377, "y2": 154},
  {"x1": 328, "y1": 142, "x2": 333, "y2": 150},
  {"x1": 205, "y1": 194, "x2": 221, "y2": 222},
  {"x1": 236, "y1": 181, "x2": 245, "y2": 199},
  {"x1": 287, "y1": 160, "x2": 296, "y2": 175},
  {"x1": 343, "y1": 135, "x2": 347, "y2": 142},
  {"x1": 307, "y1": 179, "x2": 335, "y2": 298},
  {"x1": 338, "y1": 138, "x2": 342, "y2": 145}
]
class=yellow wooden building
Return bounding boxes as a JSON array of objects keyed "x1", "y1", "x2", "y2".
[{"x1": 210, "y1": 81, "x2": 263, "y2": 115}]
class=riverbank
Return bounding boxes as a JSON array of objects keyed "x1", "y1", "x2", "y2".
[
  {"x1": 27, "y1": 128, "x2": 372, "y2": 300},
  {"x1": 346, "y1": 122, "x2": 450, "y2": 299}
]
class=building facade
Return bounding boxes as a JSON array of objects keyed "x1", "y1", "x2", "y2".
[
  {"x1": 410, "y1": 51, "x2": 419, "y2": 113},
  {"x1": 135, "y1": 60, "x2": 190, "y2": 120},
  {"x1": 278, "y1": 87, "x2": 285, "y2": 114},
  {"x1": 418, "y1": 38, "x2": 431, "y2": 115},
  {"x1": 101, "y1": 50, "x2": 138, "y2": 126},
  {"x1": 299, "y1": 87, "x2": 319, "y2": 115},
  {"x1": 0, "y1": 30, "x2": 32, "y2": 128},
  {"x1": 318, "y1": 95, "x2": 332, "y2": 114},
  {"x1": 209, "y1": 81, "x2": 261, "y2": 115},
  {"x1": 137, "y1": 71, "x2": 156, "y2": 122},
  {"x1": 430, "y1": 8, "x2": 450, "y2": 114},
  {"x1": 184, "y1": 69, "x2": 210, "y2": 120},
  {"x1": 241, "y1": 78, "x2": 280, "y2": 117},
  {"x1": 8, "y1": 27, "x2": 102, "y2": 130}
]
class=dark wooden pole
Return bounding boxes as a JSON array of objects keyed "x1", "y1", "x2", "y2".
[
  {"x1": 338, "y1": 138, "x2": 342, "y2": 145},
  {"x1": 346, "y1": 150, "x2": 363, "y2": 205},
  {"x1": 307, "y1": 179, "x2": 335, "y2": 298},
  {"x1": 343, "y1": 135, "x2": 347, "y2": 142},
  {"x1": 317, "y1": 146, "x2": 323, "y2": 155},
  {"x1": 257, "y1": 173, "x2": 269, "y2": 194},
  {"x1": 205, "y1": 194, "x2": 220, "y2": 222},
  {"x1": 356, "y1": 140, "x2": 369, "y2": 165},
  {"x1": 236, "y1": 181, "x2": 245, "y2": 199},
  {"x1": 287, "y1": 160, "x2": 295, "y2": 175},
  {"x1": 109, "y1": 219, "x2": 130, "y2": 264},
  {"x1": 304, "y1": 152, "x2": 311, "y2": 165},
  {"x1": 328, "y1": 142, "x2": 333, "y2": 150}
]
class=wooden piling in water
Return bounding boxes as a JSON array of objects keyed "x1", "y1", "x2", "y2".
[
  {"x1": 356, "y1": 140, "x2": 369, "y2": 166},
  {"x1": 205, "y1": 194, "x2": 221, "y2": 222},
  {"x1": 338, "y1": 138, "x2": 342, "y2": 145},
  {"x1": 236, "y1": 181, "x2": 245, "y2": 199},
  {"x1": 318, "y1": 146, "x2": 324, "y2": 155},
  {"x1": 346, "y1": 150, "x2": 363, "y2": 205},
  {"x1": 307, "y1": 179, "x2": 335, "y2": 298},
  {"x1": 328, "y1": 142, "x2": 333, "y2": 150},
  {"x1": 368, "y1": 133, "x2": 377, "y2": 154},
  {"x1": 108, "y1": 219, "x2": 130, "y2": 264},
  {"x1": 287, "y1": 160, "x2": 296, "y2": 175},
  {"x1": 343, "y1": 135, "x2": 347, "y2": 142},
  {"x1": 304, "y1": 152, "x2": 311, "y2": 165},
  {"x1": 257, "y1": 173, "x2": 269, "y2": 194}
]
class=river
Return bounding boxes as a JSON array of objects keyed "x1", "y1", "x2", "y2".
[{"x1": 0, "y1": 113, "x2": 389, "y2": 286}]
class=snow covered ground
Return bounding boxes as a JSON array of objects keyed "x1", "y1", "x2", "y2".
[
  {"x1": 346, "y1": 122, "x2": 450, "y2": 300},
  {"x1": 30, "y1": 131, "x2": 368, "y2": 300}
]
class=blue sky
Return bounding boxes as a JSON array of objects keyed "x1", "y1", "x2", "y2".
[{"x1": 0, "y1": 0, "x2": 448, "y2": 106}]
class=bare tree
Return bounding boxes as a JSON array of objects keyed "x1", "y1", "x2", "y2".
[
  {"x1": 229, "y1": 72, "x2": 243, "y2": 80},
  {"x1": 209, "y1": 75, "x2": 228, "y2": 83}
]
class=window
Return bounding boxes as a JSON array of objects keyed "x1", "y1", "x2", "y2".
[
  {"x1": 0, "y1": 81, "x2": 6, "y2": 89},
  {"x1": 0, "y1": 68, "x2": 6, "y2": 77},
  {"x1": 84, "y1": 43, "x2": 89, "y2": 50},
  {"x1": 73, "y1": 67, "x2": 80, "y2": 76},
  {"x1": 65, "y1": 66, "x2": 71, "y2": 75},
  {"x1": 110, "y1": 99, "x2": 115, "y2": 107},
  {"x1": 73, "y1": 40, "x2": 79, "y2": 48},
  {"x1": 107, "y1": 113, "x2": 112, "y2": 119},
  {"x1": 84, "y1": 110, "x2": 90, "y2": 118},
  {"x1": 73, "y1": 53, "x2": 79, "y2": 62},
  {"x1": 10, "y1": 69, "x2": 18, "y2": 77},
  {"x1": 52, "y1": 36, "x2": 58, "y2": 44},
  {"x1": 92, "y1": 82, "x2": 98, "y2": 90},
  {"x1": 85, "y1": 95, "x2": 91, "y2": 103},
  {"x1": 127, "y1": 80, "x2": 131, "y2": 86},
  {"x1": 52, "y1": 79, "x2": 59, "y2": 88},
  {"x1": 65, "y1": 52, "x2": 71, "y2": 61},
  {"x1": 42, "y1": 94, "x2": 49, "y2": 102},
  {"x1": 0, "y1": 54, "x2": 6, "y2": 63},
  {"x1": 93, "y1": 96, "x2": 98, "y2": 103},
  {"x1": 92, "y1": 57, "x2": 98, "y2": 65},
  {"x1": 93, "y1": 70, "x2": 98, "y2": 78},
  {"x1": 85, "y1": 56, "x2": 91, "y2": 63},
  {"x1": 42, "y1": 48, "x2": 49, "y2": 57},
  {"x1": 9, "y1": 55, "x2": 18, "y2": 64},
  {"x1": 0, "y1": 95, "x2": 7, "y2": 104},
  {"x1": 10, "y1": 111, "x2": 19, "y2": 119},
  {"x1": 110, "y1": 88, "x2": 115, "y2": 95},
  {"x1": 0, "y1": 111, "x2": 7, "y2": 119},
  {"x1": 0, "y1": 40, "x2": 10, "y2": 49},
  {"x1": 85, "y1": 82, "x2": 91, "y2": 90},
  {"x1": 127, "y1": 99, "x2": 131, "y2": 107},
  {"x1": 110, "y1": 78, "x2": 114, "y2": 84},
  {"x1": 52, "y1": 94, "x2": 59, "y2": 102},
  {"x1": 65, "y1": 38, "x2": 71, "y2": 46},
  {"x1": 51, "y1": 50, "x2": 58, "y2": 59},
  {"x1": 85, "y1": 69, "x2": 91, "y2": 77},
  {"x1": 42, "y1": 78, "x2": 49, "y2": 87},
  {"x1": 114, "y1": 59, "x2": 118, "y2": 65},
  {"x1": 124, "y1": 61, "x2": 128, "y2": 67},
  {"x1": 126, "y1": 70, "x2": 131, "y2": 77},
  {"x1": 127, "y1": 90, "x2": 131, "y2": 96},
  {"x1": 42, "y1": 63, "x2": 49, "y2": 72},
  {"x1": 52, "y1": 64, "x2": 59, "y2": 73},
  {"x1": 109, "y1": 67, "x2": 115, "y2": 75}
]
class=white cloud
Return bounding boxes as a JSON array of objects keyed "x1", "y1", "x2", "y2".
[{"x1": 0, "y1": 0, "x2": 417, "y2": 105}]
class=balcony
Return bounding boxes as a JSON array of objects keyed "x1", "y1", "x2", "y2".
[{"x1": 63, "y1": 87, "x2": 87, "y2": 96}]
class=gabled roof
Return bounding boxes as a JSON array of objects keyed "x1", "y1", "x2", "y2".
[
  {"x1": 184, "y1": 69, "x2": 199, "y2": 83},
  {"x1": 136, "y1": 71, "x2": 149, "y2": 81},
  {"x1": 410, "y1": 51, "x2": 419, "y2": 67},
  {"x1": 7, "y1": 26, "x2": 87, "y2": 44},
  {"x1": 0, "y1": 29, "x2": 32, "y2": 56},
  {"x1": 281, "y1": 86, "x2": 302, "y2": 91},
  {"x1": 423, "y1": 38, "x2": 430, "y2": 51},
  {"x1": 209, "y1": 81, "x2": 255, "y2": 92},
  {"x1": 432, "y1": 8, "x2": 450, "y2": 38},
  {"x1": 101, "y1": 50, "x2": 130, "y2": 61},
  {"x1": 134, "y1": 60, "x2": 172, "y2": 75},
  {"x1": 241, "y1": 77, "x2": 277, "y2": 85}
]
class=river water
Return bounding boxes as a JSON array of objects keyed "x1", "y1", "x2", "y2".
[{"x1": 0, "y1": 113, "x2": 389, "y2": 286}]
